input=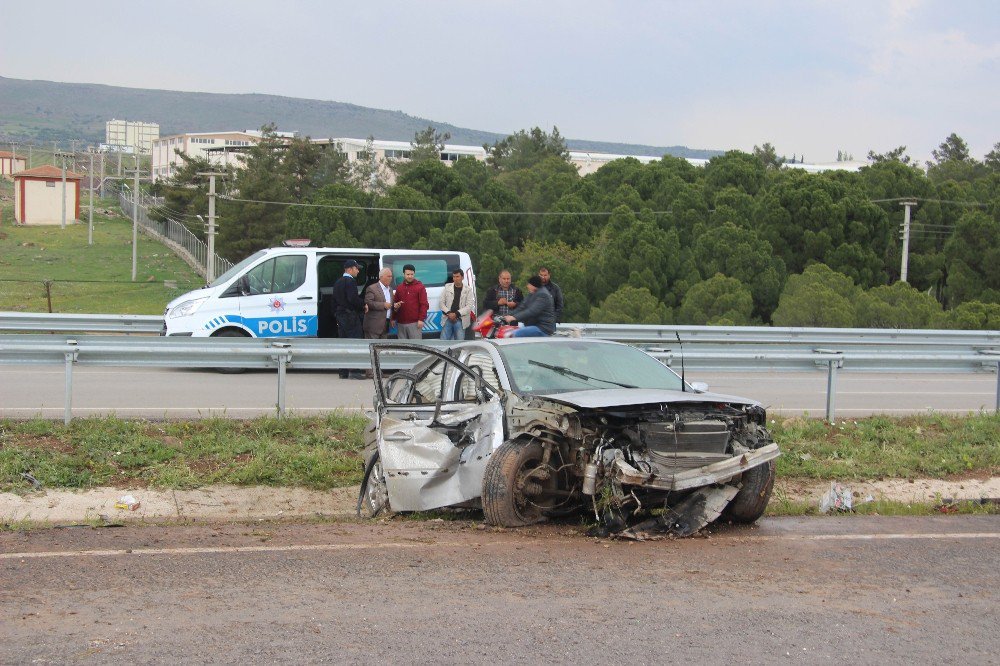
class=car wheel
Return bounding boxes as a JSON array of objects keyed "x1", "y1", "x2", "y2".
[
  {"x1": 357, "y1": 451, "x2": 389, "y2": 518},
  {"x1": 482, "y1": 439, "x2": 557, "y2": 527},
  {"x1": 212, "y1": 328, "x2": 249, "y2": 374},
  {"x1": 722, "y1": 459, "x2": 776, "y2": 523}
]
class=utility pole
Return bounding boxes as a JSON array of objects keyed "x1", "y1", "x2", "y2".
[
  {"x1": 88, "y1": 149, "x2": 95, "y2": 245},
  {"x1": 98, "y1": 151, "x2": 105, "y2": 197},
  {"x1": 55, "y1": 151, "x2": 72, "y2": 229},
  {"x1": 899, "y1": 200, "x2": 917, "y2": 283},
  {"x1": 28, "y1": 143, "x2": 32, "y2": 169},
  {"x1": 125, "y1": 166, "x2": 145, "y2": 281},
  {"x1": 197, "y1": 172, "x2": 226, "y2": 282}
]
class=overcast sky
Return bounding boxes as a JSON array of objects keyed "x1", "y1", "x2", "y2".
[{"x1": 2, "y1": 0, "x2": 997, "y2": 163}]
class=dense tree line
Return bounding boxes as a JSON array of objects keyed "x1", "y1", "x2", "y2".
[{"x1": 151, "y1": 127, "x2": 1000, "y2": 329}]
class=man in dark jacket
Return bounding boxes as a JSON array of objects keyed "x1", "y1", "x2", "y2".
[
  {"x1": 332, "y1": 259, "x2": 367, "y2": 378},
  {"x1": 503, "y1": 276, "x2": 555, "y2": 336},
  {"x1": 538, "y1": 267, "x2": 564, "y2": 324},
  {"x1": 482, "y1": 269, "x2": 524, "y2": 318}
]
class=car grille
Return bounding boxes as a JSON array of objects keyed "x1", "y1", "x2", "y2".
[{"x1": 642, "y1": 420, "x2": 731, "y2": 469}]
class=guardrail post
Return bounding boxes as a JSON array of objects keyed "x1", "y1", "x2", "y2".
[
  {"x1": 995, "y1": 361, "x2": 999, "y2": 413},
  {"x1": 815, "y1": 349, "x2": 844, "y2": 422},
  {"x1": 272, "y1": 342, "x2": 291, "y2": 417},
  {"x1": 63, "y1": 340, "x2": 78, "y2": 425}
]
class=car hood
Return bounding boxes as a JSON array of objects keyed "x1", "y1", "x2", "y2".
[
  {"x1": 166, "y1": 286, "x2": 215, "y2": 310},
  {"x1": 533, "y1": 388, "x2": 759, "y2": 410}
]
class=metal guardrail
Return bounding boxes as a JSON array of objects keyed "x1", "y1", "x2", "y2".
[
  {"x1": 0, "y1": 334, "x2": 997, "y2": 424},
  {"x1": 2, "y1": 312, "x2": 999, "y2": 347},
  {"x1": 0, "y1": 313, "x2": 163, "y2": 334}
]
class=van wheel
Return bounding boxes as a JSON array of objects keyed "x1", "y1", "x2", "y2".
[{"x1": 212, "y1": 329, "x2": 249, "y2": 374}]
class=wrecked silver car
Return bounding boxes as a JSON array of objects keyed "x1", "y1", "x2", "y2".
[{"x1": 359, "y1": 339, "x2": 779, "y2": 536}]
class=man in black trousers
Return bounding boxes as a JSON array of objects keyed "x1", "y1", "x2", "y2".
[{"x1": 332, "y1": 259, "x2": 367, "y2": 379}]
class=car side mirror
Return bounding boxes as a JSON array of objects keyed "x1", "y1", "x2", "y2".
[{"x1": 690, "y1": 381, "x2": 709, "y2": 393}]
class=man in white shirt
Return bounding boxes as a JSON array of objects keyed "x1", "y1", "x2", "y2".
[{"x1": 364, "y1": 268, "x2": 395, "y2": 339}]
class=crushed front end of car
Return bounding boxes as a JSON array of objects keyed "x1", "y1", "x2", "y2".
[{"x1": 488, "y1": 392, "x2": 779, "y2": 537}]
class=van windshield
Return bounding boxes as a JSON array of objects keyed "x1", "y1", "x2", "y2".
[{"x1": 209, "y1": 250, "x2": 268, "y2": 288}]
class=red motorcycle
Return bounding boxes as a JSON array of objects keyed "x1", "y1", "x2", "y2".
[{"x1": 471, "y1": 310, "x2": 520, "y2": 339}]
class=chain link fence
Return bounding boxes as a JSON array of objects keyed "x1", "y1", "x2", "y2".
[{"x1": 119, "y1": 188, "x2": 232, "y2": 280}]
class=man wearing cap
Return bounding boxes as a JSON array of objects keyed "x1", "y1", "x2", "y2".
[
  {"x1": 392, "y1": 263, "x2": 428, "y2": 339},
  {"x1": 332, "y1": 259, "x2": 367, "y2": 378},
  {"x1": 502, "y1": 276, "x2": 556, "y2": 337}
]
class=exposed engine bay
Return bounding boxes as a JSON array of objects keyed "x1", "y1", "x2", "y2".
[{"x1": 506, "y1": 399, "x2": 778, "y2": 537}]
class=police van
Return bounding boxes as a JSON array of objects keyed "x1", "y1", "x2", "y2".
[{"x1": 162, "y1": 245, "x2": 475, "y2": 338}]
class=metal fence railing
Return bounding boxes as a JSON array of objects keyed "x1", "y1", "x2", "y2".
[
  {"x1": 119, "y1": 189, "x2": 232, "y2": 280},
  {"x1": 0, "y1": 332, "x2": 997, "y2": 423}
]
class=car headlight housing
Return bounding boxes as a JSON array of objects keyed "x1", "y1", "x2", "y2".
[{"x1": 168, "y1": 297, "x2": 208, "y2": 318}]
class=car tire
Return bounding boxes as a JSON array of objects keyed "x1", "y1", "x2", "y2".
[
  {"x1": 722, "y1": 459, "x2": 776, "y2": 523},
  {"x1": 212, "y1": 328, "x2": 249, "y2": 374},
  {"x1": 357, "y1": 451, "x2": 389, "y2": 518},
  {"x1": 481, "y1": 439, "x2": 555, "y2": 527}
]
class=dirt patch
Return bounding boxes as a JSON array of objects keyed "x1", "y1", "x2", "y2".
[
  {"x1": 7, "y1": 435, "x2": 74, "y2": 455},
  {"x1": 3, "y1": 477, "x2": 999, "y2": 527},
  {"x1": 776, "y1": 476, "x2": 1000, "y2": 503}
]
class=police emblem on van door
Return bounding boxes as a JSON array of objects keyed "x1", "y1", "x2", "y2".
[{"x1": 267, "y1": 298, "x2": 285, "y2": 312}]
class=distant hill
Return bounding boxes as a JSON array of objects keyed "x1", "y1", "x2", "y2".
[{"x1": 0, "y1": 75, "x2": 721, "y2": 159}]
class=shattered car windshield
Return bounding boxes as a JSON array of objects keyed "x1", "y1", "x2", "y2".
[{"x1": 497, "y1": 341, "x2": 684, "y2": 393}]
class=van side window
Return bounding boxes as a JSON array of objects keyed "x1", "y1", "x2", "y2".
[
  {"x1": 244, "y1": 255, "x2": 307, "y2": 296},
  {"x1": 383, "y1": 254, "x2": 461, "y2": 288}
]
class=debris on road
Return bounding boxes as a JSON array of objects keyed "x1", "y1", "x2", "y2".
[
  {"x1": 20, "y1": 473, "x2": 42, "y2": 490},
  {"x1": 115, "y1": 495, "x2": 141, "y2": 511},
  {"x1": 819, "y1": 483, "x2": 853, "y2": 513}
]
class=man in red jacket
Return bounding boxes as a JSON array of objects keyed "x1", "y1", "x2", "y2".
[{"x1": 392, "y1": 264, "x2": 428, "y2": 339}]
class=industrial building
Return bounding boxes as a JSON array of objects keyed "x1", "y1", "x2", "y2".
[
  {"x1": 105, "y1": 119, "x2": 160, "y2": 153},
  {"x1": 152, "y1": 131, "x2": 864, "y2": 184},
  {"x1": 150, "y1": 129, "x2": 297, "y2": 181}
]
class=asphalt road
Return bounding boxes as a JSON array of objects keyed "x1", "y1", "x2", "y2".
[
  {"x1": 0, "y1": 365, "x2": 997, "y2": 419},
  {"x1": 1, "y1": 516, "x2": 997, "y2": 663}
]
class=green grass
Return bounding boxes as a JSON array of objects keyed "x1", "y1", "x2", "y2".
[
  {"x1": 0, "y1": 414, "x2": 368, "y2": 493},
  {"x1": 0, "y1": 179, "x2": 203, "y2": 314},
  {"x1": 1, "y1": 413, "x2": 997, "y2": 495},
  {"x1": 772, "y1": 413, "x2": 1000, "y2": 480}
]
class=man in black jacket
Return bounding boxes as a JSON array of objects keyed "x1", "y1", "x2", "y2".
[
  {"x1": 538, "y1": 267, "x2": 564, "y2": 324},
  {"x1": 503, "y1": 276, "x2": 555, "y2": 336},
  {"x1": 332, "y1": 259, "x2": 367, "y2": 378},
  {"x1": 482, "y1": 270, "x2": 523, "y2": 318}
]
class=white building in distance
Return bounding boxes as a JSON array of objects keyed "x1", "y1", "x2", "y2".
[
  {"x1": 153, "y1": 133, "x2": 864, "y2": 183},
  {"x1": 105, "y1": 119, "x2": 159, "y2": 153},
  {"x1": 150, "y1": 129, "x2": 297, "y2": 181}
]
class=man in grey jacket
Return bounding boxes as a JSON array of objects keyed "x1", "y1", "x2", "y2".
[{"x1": 503, "y1": 276, "x2": 556, "y2": 336}]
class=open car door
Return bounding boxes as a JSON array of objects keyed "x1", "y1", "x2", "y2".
[{"x1": 368, "y1": 343, "x2": 505, "y2": 512}]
